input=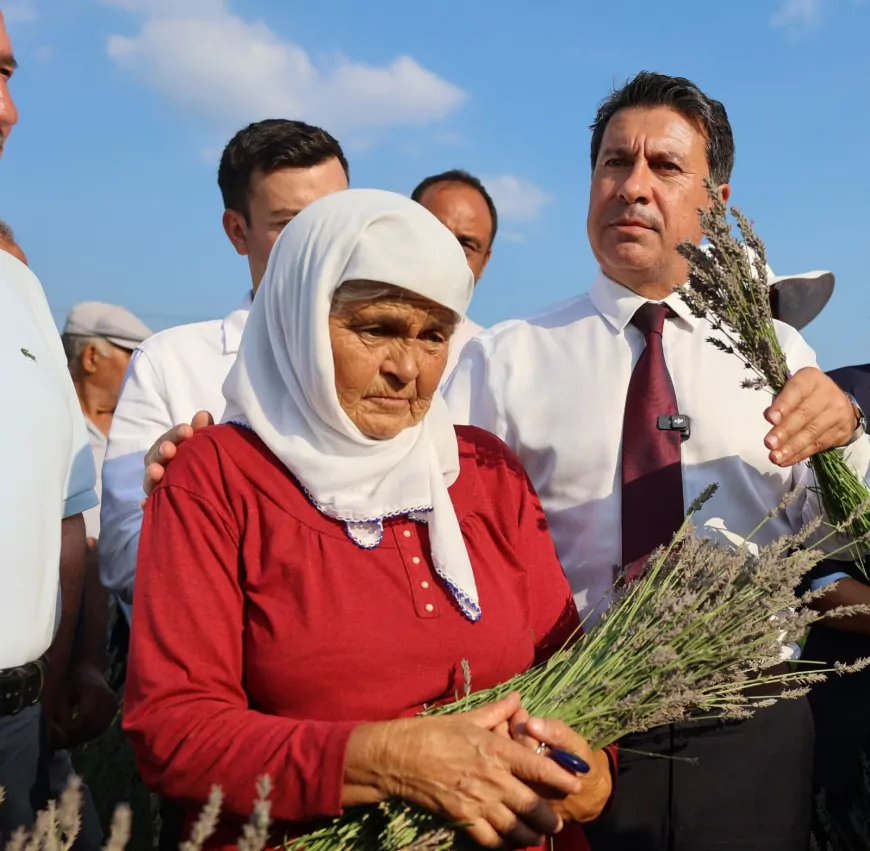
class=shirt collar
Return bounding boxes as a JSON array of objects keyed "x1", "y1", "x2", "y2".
[
  {"x1": 589, "y1": 268, "x2": 702, "y2": 333},
  {"x1": 85, "y1": 417, "x2": 107, "y2": 447},
  {"x1": 222, "y1": 290, "x2": 253, "y2": 355}
]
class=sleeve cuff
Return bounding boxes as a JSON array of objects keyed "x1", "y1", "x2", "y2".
[
  {"x1": 289, "y1": 720, "x2": 359, "y2": 820},
  {"x1": 63, "y1": 488, "x2": 99, "y2": 519},
  {"x1": 844, "y1": 425, "x2": 866, "y2": 448},
  {"x1": 809, "y1": 572, "x2": 851, "y2": 592}
]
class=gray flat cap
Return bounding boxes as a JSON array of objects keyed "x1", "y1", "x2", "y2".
[{"x1": 63, "y1": 302, "x2": 153, "y2": 350}]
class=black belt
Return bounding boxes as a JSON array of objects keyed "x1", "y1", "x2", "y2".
[{"x1": 0, "y1": 656, "x2": 47, "y2": 717}]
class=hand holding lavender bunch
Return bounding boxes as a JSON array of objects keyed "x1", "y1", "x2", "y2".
[{"x1": 678, "y1": 180, "x2": 870, "y2": 545}]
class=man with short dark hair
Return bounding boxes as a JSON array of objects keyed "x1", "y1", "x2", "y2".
[
  {"x1": 100, "y1": 119, "x2": 349, "y2": 608},
  {"x1": 445, "y1": 71, "x2": 868, "y2": 850},
  {"x1": 218, "y1": 118, "x2": 350, "y2": 289},
  {"x1": 412, "y1": 169, "x2": 495, "y2": 374}
]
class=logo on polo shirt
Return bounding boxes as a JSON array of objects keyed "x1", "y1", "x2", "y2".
[{"x1": 20, "y1": 348, "x2": 36, "y2": 362}]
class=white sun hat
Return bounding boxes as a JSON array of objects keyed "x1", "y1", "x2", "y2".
[
  {"x1": 767, "y1": 268, "x2": 835, "y2": 331},
  {"x1": 699, "y1": 243, "x2": 834, "y2": 330}
]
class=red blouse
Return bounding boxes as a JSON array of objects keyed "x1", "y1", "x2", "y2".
[{"x1": 124, "y1": 424, "x2": 587, "y2": 849}]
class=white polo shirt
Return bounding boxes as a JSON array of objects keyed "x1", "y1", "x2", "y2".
[
  {"x1": 100, "y1": 294, "x2": 252, "y2": 604},
  {"x1": 0, "y1": 252, "x2": 97, "y2": 669}
]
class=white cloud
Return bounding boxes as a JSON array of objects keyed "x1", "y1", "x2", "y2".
[
  {"x1": 484, "y1": 174, "x2": 554, "y2": 222},
  {"x1": 2, "y1": 0, "x2": 38, "y2": 24},
  {"x1": 771, "y1": 0, "x2": 825, "y2": 31},
  {"x1": 103, "y1": 0, "x2": 465, "y2": 133}
]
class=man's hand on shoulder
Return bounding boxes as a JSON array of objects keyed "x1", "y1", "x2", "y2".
[
  {"x1": 765, "y1": 367, "x2": 860, "y2": 466},
  {"x1": 141, "y1": 410, "x2": 214, "y2": 501}
]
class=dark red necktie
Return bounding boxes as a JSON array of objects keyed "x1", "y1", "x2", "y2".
[{"x1": 621, "y1": 303, "x2": 685, "y2": 580}]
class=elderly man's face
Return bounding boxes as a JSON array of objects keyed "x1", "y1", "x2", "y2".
[
  {"x1": 0, "y1": 12, "x2": 19, "y2": 159},
  {"x1": 84, "y1": 342, "x2": 134, "y2": 406},
  {"x1": 587, "y1": 106, "x2": 729, "y2": 294},
  {"x1": 329, "y1": 286, "x2": 456, "y2": 440},
  {"x1": 417, "y1": 182, "x2": 493, "y2": 284},
  {"x1": 223, "y1": 157, "x2": 349, "y2": 291}
]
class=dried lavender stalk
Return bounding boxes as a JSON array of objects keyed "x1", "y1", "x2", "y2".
[{"x1": 677, "y1": 180, "x2": 870, "y2": 546}]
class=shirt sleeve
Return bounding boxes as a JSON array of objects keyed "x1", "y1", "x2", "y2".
[
  {"x1": 63, "y1": 400, "x2": 98, "y2": 519},
  {"x1": 99, "y1": 348, "x2": 171, "y2": 601},
  {"x1": 123, "y1": 438, "x2": 358, "y2": 822},
  {"x1": 442, "y1": 340, "x2": 506, "y2": 437},
  {"x1": 507, "y1": 450, "x2": 580, "y2": 664},
  {"x1": 777, "y1": 323, "x2": 870, "y2": 557}
]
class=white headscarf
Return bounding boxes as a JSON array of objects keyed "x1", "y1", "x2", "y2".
[{"x1": 222, "y1": 189, "x2": 481, "y2": 621}]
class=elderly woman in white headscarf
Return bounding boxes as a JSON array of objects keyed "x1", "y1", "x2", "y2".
[{"x1": 123, "y1": 190, "x2": 613, "y2": 851}]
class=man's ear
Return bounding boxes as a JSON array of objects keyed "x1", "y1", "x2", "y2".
[
  {"x1": 222, "y1": 209, "x2": 250, "y2": 257},
  {"x1": 81, "y1": 343, "x2": 100, "y2": 375}
]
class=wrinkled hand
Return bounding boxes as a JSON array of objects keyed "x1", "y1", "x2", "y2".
[
  {"x1": 508, "y1": 708, "x2": 613, "y2": 824},
  {"x1": 141, "y1": 410, "x2": 214, "y2": 501},
  {"x1": 51, "y1": 663, "x2": 118, "y2": 750},
  {"x1": 765, "y1": 367, "x2": 858, "y2": 467},
  {"x1": 348, "y1": 692, "x2": 580, "y2": 849}
]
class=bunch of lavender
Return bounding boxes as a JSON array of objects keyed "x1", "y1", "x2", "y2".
[
  {"x1": 284, "y1": 487, "x2": 870, "y2": 851},
  {"x1": 677, "y1": 180, "x2": 870, "y2": 543}
]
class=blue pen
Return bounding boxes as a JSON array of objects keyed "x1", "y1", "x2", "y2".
[{"x1": 546, "y1": 747, "x2": 590, "y2": 775}]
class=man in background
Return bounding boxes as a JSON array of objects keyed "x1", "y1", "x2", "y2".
[
  {"x1": 63, "y1": 303, "x2": 153, "y2": 542},
  {"x1": 0, "y1": 10, "x2": 97, "y2": 836},
  {"x1": 62, "y1": 303, "x2": 152, "y2": 693},
  {"x1": 100, "y1": 119, "x2": 348, "y2": 608},
  {"x1": 412, "y1": 169, "x2": 495, "y2": 375}
]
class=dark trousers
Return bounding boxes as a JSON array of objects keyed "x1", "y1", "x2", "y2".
[
  {"x1": 0, "y1": 705, "x2": 42, "y2": 843},
  {"x1": 582, "y1": 697, "x2": 813, "y2": 851}
]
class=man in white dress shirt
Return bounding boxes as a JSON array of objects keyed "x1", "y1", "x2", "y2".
[
  {"x1": 0, "y1": 14, "x2": 97, "y2": 832},
  {"x1": 412, "y1": 169, "x2": 493, "y2": 375},
  {"x1": 99, "y1": 119, "x2": 349, "y2": 607},
  {"x1": 444, "y1": 71, "x2": 868, "y2": 850}
]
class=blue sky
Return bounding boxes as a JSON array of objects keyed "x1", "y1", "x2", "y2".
[{"x1": 2, "y1": 0, "x2": 869, "y2": 368}]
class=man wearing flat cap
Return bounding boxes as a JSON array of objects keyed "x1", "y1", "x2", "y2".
[
  {"x1": 50, "y1": 303, "x2": 151, "y2": 814},
  {"x1": 62, "y1": 302, "x2": 153, "y2": 541}
]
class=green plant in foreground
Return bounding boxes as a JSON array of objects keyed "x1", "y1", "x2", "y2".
[{"x1": 677, "y1": 181, "x2": 870, "y2": 548}]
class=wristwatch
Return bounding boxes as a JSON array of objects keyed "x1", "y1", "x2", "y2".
[{"x1": 845, "y1": 392, "x2": 867, "y2": 443}]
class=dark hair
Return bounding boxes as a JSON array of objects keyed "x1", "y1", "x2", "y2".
[
  {"x1": 411, "y1": 169, "x2": 498, "y2": 247},
  {"x1": 218, "y1": 119, "x2": 349, "y2": 221},
  {"x1": 590, "y1": 72, "x2": 735, "y2": 185}
]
